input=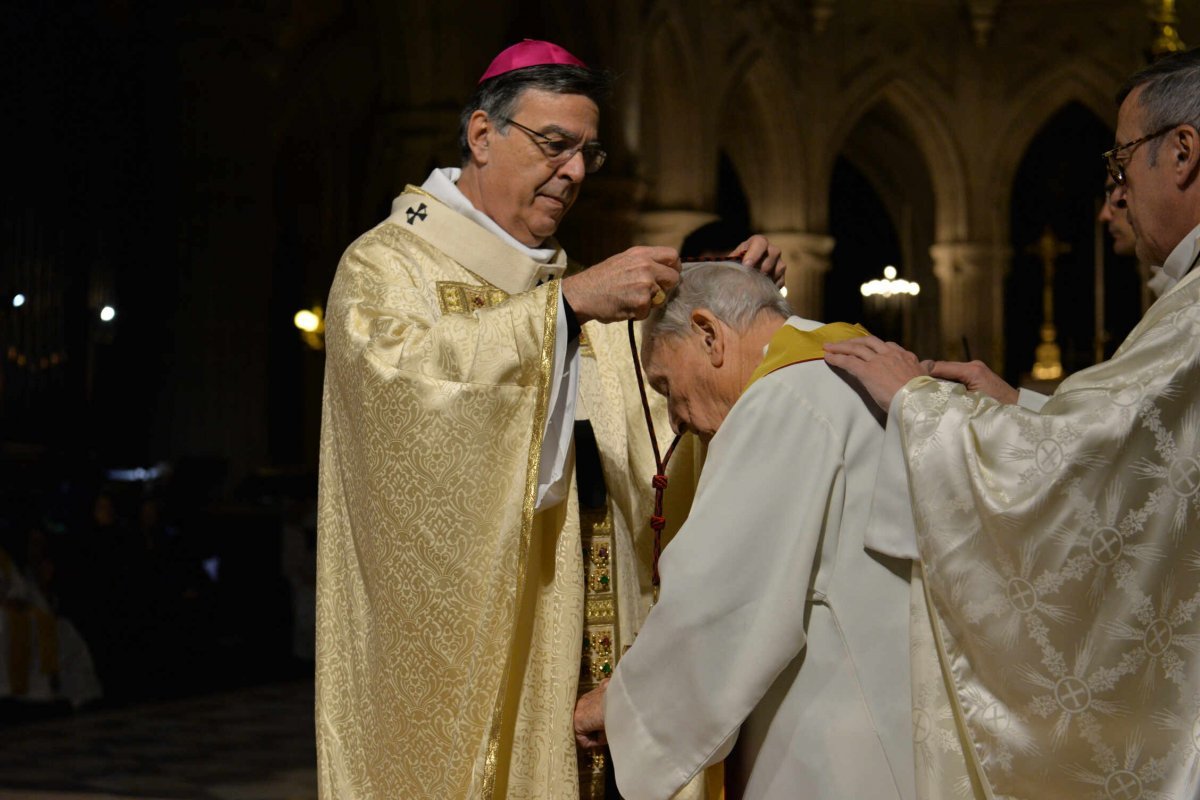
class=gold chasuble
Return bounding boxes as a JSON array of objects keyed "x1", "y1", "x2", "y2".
[
  {"x1": 894, "y1": 268, "x2": 1200, "y2": 798},
  {"x1": 316, "y1": 187, "x2": 697, "y2": 799}
]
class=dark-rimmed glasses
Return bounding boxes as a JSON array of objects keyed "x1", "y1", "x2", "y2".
[
  {"x1": 1102, "y1": 124, "x2": 1177, "y2": 186},
  {"x1": 500, "y1": 117, "x2": 607, "y2": 173}
]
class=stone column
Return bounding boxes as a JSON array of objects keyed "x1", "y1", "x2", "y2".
[
  {"x1": 761, "y1": 231, "x2": 835, "y2": 320},
  {"x1": 559, "y1": 175, "x2": 645, "y2": 265},
  {"x1": 634, "y1": 210, "x2": 719, "y2": 249},
  {"x1": 930, "y1": 242, "x2": 1009, "y2": 367}
]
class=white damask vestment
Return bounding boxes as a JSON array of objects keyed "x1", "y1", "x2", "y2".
[{"x1": 894, "y1": 263, "x2": 1200, "y2": 798}]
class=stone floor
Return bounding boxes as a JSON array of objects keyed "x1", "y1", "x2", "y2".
[{"x1": 0, "y1": 681, "x2": 315, "y2": 800}]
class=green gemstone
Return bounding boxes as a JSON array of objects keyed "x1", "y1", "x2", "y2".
[
  {"x1": 601, "y1": 662, "x2": 612, "y2": 675},
  {"x1": 599, "y1": 575, "x2": 609, "y2": 586}
]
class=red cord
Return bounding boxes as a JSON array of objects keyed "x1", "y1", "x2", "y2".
[{"x1": 628, "y1": 320, "x2": 683, "y2": 592}]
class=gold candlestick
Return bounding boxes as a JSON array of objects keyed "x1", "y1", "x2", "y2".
[{"x1": 1150, "y1": 0, "x2": 1186, "y2": 60}]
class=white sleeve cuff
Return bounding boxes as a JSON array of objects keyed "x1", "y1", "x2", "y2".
[
  {"x1": 534, "y1": 293, "x2": 579, "y2": 511},
  {"x1": 1017, "y1": 388, "x2": 1050, "y2": 412}
]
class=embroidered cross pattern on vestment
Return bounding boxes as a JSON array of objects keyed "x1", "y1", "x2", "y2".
[{"x1": 405, "y1": 203, "x2": 428, "y2": 224}]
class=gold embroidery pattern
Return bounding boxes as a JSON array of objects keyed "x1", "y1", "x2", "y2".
[
  {"x1": 579, "y1": 328, "x2": 595, "y2": 358},
  {"x1": 579, "y1": 505, "x2": 615, "y2": 799},
  {"x1": 585, "y1": 628, "x2": 615, "y2": 682},
  {"x1": 437, "y1": 281, "x2": 509, "y2": 315},
  {"x1": 586, "y1": 599, "x2": 614, "y2": 620},
  {"x1": 580, "y1": 751, "x2": 606, "y2": 800},
  {"x1": 316, "y1": 217, "x2": 574, "y2": 799},
  {"x1": 586, "y1": 541, "x2": 612, "y2": 596},
  {"x1": 482, "y1": 278, "x2": 560, "y2": 799}
]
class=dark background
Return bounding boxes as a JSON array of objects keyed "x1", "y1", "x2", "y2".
[{"x1": 0, "y1": 0, "x2": 1184, "y2": 717}]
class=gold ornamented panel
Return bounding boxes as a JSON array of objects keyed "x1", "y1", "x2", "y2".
[
  {"x1": 578, "y1": 749, "x2": 606, "y2": 800},
  {"x1": 436, "y1": 281, "x2": 509, "y2": 316},
  {"x1": 578, "y1": 504, "x2": 615, "y2": 800}
]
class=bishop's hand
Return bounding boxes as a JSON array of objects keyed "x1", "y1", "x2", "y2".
[
  {"x1": 562, "y1": 247, "x2": 681, "y2": 324},
  {"x1": 573, "y1": 678, "x2": 609, "y2": 749}
]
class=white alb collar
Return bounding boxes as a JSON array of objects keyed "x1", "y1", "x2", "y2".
[{"x1": 1156, "y1": 220, "x2": 1200, "y2": 296}]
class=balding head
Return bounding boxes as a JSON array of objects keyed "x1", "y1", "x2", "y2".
[
  {"x1": 641, "y1": 261, "x2": 792, "y2": 441},
  {"x1": 644, "y1": 261, "x2": 791, "y2": 355}
]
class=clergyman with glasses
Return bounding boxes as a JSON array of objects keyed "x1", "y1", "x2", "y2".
[
  {"x1": 315, "y1": 39, "x2": 783, "y2": 799},
  {"x1": 823, "y1": 48, "x2": 1200, "y2": 799},
  {"x1": 1104, "y1": 146, "x2": 1181, "y2": 299}
]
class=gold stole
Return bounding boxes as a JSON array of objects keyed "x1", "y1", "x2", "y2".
[{"x1": 744, "y1": 321, "x2": 870, "y2": 392}]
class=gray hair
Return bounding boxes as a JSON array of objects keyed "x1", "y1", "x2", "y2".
[
  {"x1": 1117, "y1": 47, "x2": 1200, "y2": 165},
  {"x1": 643, "y1": 261, "x2": 792, "y2": 357},
  {"x1": 458, "y1": 64, "x2": 613, "y2": 163}
]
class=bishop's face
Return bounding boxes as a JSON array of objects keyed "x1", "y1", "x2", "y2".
[
  {"x1": 471, "y1": 88, "x2": 598, "y2": 247},
  {"x1": 643, "y1": 332, "x2": 738, "y2": 444}
]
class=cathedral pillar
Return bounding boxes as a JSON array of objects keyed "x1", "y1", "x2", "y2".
[
  {"x1": 560, "y1": 175, "x2": 645, "y2": 264},
  {"x1": 763, "y1": 231, "x2": 835, "y2": 320},
  {"x1": 930, "y1": 242, "x2": 1009, "y2": 367},
  {"x1": 634, "y1": 210, "x2": 719, "y2": 249}
]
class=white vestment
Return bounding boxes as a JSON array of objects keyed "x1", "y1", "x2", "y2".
[
  {"x1": 890, "y1": 236, "x2": 1200, "y2": 798},
  {"x1": 0, "y1": 549, "x2": 102, "y2": 708},
  {"x1": 605, "y1": 317, "x2": 919, "y2": 800}
]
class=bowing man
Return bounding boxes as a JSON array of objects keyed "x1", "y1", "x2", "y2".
[{"x1": 573, "y1": 262, "x2": 972, "y2": 800}]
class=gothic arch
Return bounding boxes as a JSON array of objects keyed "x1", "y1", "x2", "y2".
[
  {"x1": 716, "y1": 51, "x2": 808, "y2": 230},
  {"x1": 986, "y1": 60, "x2": 1119, "y2": 232},
  {"x1": 637, "y1": 11, "x2": 712, "y2": 209},
  {"x1": 826, "y1": 73, "x2": 968, "y2": 242}
]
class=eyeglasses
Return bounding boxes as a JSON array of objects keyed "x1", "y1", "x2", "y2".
[
  {"x1": 500, "y1": 117, "x2": 607, "y2": 173},
  {"x1": 1102, "y1": 124, "x2": 1177, "y2": 186}
]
